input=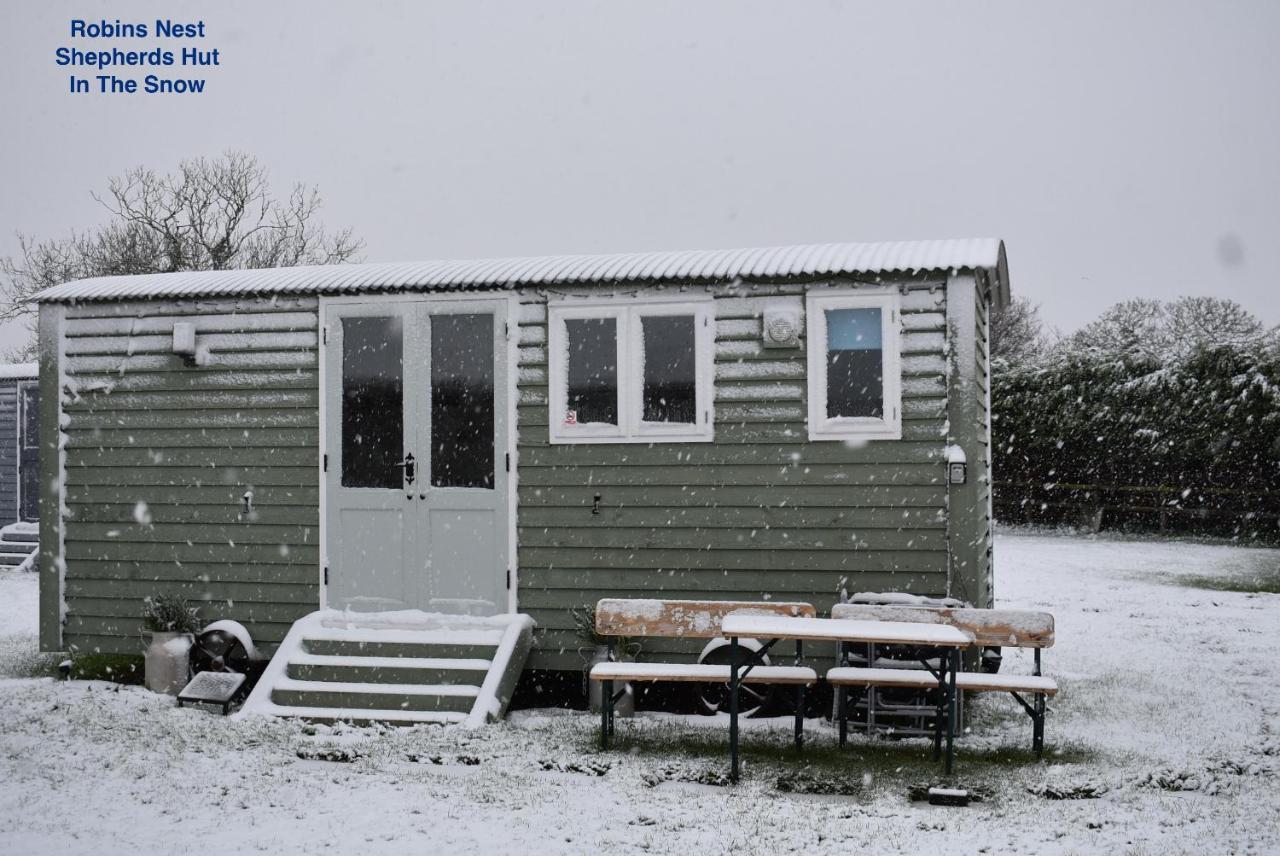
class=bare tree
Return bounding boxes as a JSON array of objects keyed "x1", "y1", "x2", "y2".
[
  {"x1": 1066, "y1": 298, "x2": 1166, "y2": 361},
  {"x1": 1162, "y1": 296, "x2": 1266, "y2": 360},
  {"x1": 990, "y1": 296, "x2": 1048, "y2": 364},
  {"x1": 1064, "y1": 296, "x2": 1268, "y2": 364},
  {"x1": 1, "y1": 151, "x2": 362, "y2": 358}
]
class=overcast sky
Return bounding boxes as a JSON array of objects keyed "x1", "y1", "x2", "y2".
[{"x1": 2, "y1": 1, "x2": 1277, "y2": 352}]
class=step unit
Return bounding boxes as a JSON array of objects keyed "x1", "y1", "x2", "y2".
[
  {"x1": 0, "y1": 523, "x2": 38, "y2": 570},
  {"x1": 241, "y1": 610, "x2": 535, "y2": 726}
]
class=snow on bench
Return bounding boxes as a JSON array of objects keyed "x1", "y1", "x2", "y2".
[
  {"x1": 590, "y1": 662, "x2": 816, "y2": 685},
  {"x1": 591, "y1": 599, "x2": 819, "y2": 752},
  {"x1": 828, "y1": 602, "x2": 1057, "y2": 756}
]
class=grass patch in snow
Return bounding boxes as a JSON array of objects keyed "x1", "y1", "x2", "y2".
[
  {"x1": 1174, "y1": 569, "x2": 1280, "y2": 594},
  {"x1": 66, "y1": 652, "x2": 145, "y2": 684},
  {"x1": 589, "y1": 716, "x2": 1097, "y2": 799}
]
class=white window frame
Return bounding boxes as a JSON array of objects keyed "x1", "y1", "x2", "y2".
[
  {"x1": 548, "y1": 297, "x2": 714, "y2": 444},
  {"x1": 806, "y1": 288, "x2": 902, "y2": 442}
]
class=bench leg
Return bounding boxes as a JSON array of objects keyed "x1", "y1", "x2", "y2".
[
  {"x1": 932, "y1": 680, "x2": 944, "y2": 762},
  {"x1": 793, "y1": 638, "x2": 804, "y2": 753},
  {"x1": 837, "y1": 685, "x2": 848, "y2": 748},
  {"x1": 600, "y1": 679, "x2": 612, "y2": 750},
  {"x1": 1033, "y1": 693, "x2": 1045, "y2": 758},
  {"x1": 794, "y1": 685, "x2": 805, "y2": 752},
  {"x1": 944, "y1": 648, "x2": 959, "y2": 776},
  {"x1": 729, "y1": 636, "x2": 740, "y2": 783}
]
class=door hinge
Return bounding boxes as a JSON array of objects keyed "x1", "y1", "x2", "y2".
[
  {"x1": 505, "y1": 452, "x2": 510, "y2": 472},
  {"x1": 323, "y1": 453, "x2": 328, "y2": 472},
  {"x1": 506, "y1": 569, "x2": 511, "y2": 589},
  {"x1": 323, "y1": 566, "x2": 329, "y2": 585},
  {"x1": 322, "y1": 326, "x2": 328, "y2": 345}
]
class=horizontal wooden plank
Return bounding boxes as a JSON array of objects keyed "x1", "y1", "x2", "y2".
[
  {"x1": 65, "y1": 541, "x2": 319, "y2": 564},
  {"x1": 65, "y1": 331, "x2": 318, "y2": 356},
  {"x1": 65, "y1": 427, "x2": 320, "y2": 449},
  {"x1": 66, "y1": 579, "x2": 317, "y2": 605},
  {"x1": 67, "y1": 601, "x2": 314, "y2": 629},
  {"x1": 65, "y1": 311, "x2": 316, "y2": 337},
  {"x1": 65, "y1": 389, "x2": 317, "y2": 412},
  {"x1": 67, "y1": 446, "x2": 318, "y2": 468},
  {"x1": 65, "y1": 296, "x2": 318, "y2": 319},
  {"x1": 518, "y1": 526, "x2": 945, "y2": 551},
  {"x1": 518, "y1": 441, "x2": 946, "y2": 468},
  {"x1": 64, "y1": 613, "x2": 304, "y2": 641},
  {"x1": 517, "y1": 401, "x2": 947, "y2": 428},
  {"x1": 519, "y1": 505, "x2": 945, "y2": 530},
  {"x1": 516, "y1": 484, "x2": 946, "y2": 508},
  {"x1": 65, "y1": 559, "x2": 320, "y2": 585},
  {"x1": 519, "y1": 568, "x2": 944, "y2": 599},
  {"x1": 513, "y1": 418, "x2": 946, "y2": 445},
  {"x1": 68, "y1": 522, "x2": 318, "y2": 546},
  {"x1": 67, "y1": 409, "x2": 319, "y2": 430},
  {"x1": 66, "y1": 369, "x2": 318, "y2": 394},
  {"x1": 66, "y1": 465, "x2": 317, "y2": 487},
  {"x1": 68, "y1": 352, "x2": 318, "y2": 374},
  {"x1": 523, "y1": 590, "x2": 907, "y2": 618},
  {"x1": 710, "y1": 420, "x2": 945, "y2": 444},
  {"x1": 518, "y1": 463, "x2": 944, "y2": 487},
  {"x1": 593, "y1": 598, "x2": 814, "y2": 638},
  {"x1": 68, "y1": 484, "x2": 319, "y2": 507},
  {"x1": 69, "y1": 502, "x2": 318, "y2": 526},
  {"x1": 518, "y1": 546, "x2": 946, "y2": 573}
]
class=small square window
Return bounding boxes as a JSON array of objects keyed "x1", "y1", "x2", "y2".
[
  {"x1": 806, "y1": 291, "x2": 901, "y2": 441},
  {"x1": 548, "y1": 300, "x2": 713, "y2": 444}
]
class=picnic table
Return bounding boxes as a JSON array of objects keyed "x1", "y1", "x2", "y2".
[{"x1": 721, "y1": 613, "x2": 975, "y2": 781}]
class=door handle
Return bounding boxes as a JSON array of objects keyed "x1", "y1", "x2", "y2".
[{"x1": 394, "y1": 453, "x2": 416, "y2": 485}]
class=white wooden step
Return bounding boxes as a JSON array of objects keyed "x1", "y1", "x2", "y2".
[
  {"x1": 273, "y1": 677, "x2": 482, "y2": 698},
  {"x1": 252, "y1": 703, "x2": 468, "y2": 724},
  {"x1": 289, "y1": 652, "x2": 492, "y2": 671}
]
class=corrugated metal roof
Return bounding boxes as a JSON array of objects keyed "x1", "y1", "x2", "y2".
[{"x1": 34, "y1": 239, "x2": 1009, "y2": 305}]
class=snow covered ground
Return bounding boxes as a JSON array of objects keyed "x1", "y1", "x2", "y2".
[{"x1": 1, "y1": 532, "x2": 1278, "y2": 855}]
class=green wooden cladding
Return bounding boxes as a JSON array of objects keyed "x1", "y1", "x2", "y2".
[
  {"x1": 516, "y1": 281, "x2": 954, "y2": 670},
  {"x1": 43, "y1": 277, "x2": 990, "y2": 674},
  {"x1": 48, "y1": 296, "x2": 321, "y2": 656}
]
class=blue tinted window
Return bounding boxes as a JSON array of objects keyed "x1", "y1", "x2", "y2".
[{"x1": 825, "y1": 307, "x2": 883, "y2": 419}]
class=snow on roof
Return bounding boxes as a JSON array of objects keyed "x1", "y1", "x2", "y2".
[
  {"x1": 0, "y1": 363, "x2": 37, "y2": 379},
  {"x1": 34, "y1": 239, "x2": 1010, "y2": 305}
]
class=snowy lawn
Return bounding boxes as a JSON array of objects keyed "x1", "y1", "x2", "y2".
[{"x1": 1, "y1": 532, "x2": 1278, "y2": 855}]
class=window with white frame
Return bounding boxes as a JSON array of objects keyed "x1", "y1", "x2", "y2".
[
  {"x1": 548, "y1": 299, "x2": 714, "y2": 443},
  {"x1": 806, "y1": 289, "x2": 902, "y2": 441}
]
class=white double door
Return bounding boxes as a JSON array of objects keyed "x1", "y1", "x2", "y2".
[{"x1": 323, "y1": 297, "x2": 510, "y2": 616}]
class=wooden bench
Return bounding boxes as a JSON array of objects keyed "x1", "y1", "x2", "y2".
[
  {"x1": 828, "y1": 603, "x2": 1057, "y2": 757},
  {"x1": 590, "y1": 599, "x2": 819, "y2": 750}
]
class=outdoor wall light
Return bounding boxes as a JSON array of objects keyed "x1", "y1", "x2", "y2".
[
  {"x1": 172, "y1": 322, "x2": 198, "y2": 365},
  {"x1": 946, "y1": 445, "x2": 968, "y2": 485}
]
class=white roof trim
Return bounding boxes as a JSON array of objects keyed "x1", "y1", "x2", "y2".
[
  {"x1": 34, "y1": 239, "x2": 1009, "y2": 306},
  {"x1": 0, "y1": 363, "x2": 37, "y2": 379}
]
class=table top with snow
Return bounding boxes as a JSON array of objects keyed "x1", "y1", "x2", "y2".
[{"x1": 720, "y1": 613, "x2": 974, "y2": 647}]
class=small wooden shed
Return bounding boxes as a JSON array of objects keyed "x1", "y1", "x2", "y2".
[
  {"x1": 0, "y1": 363, "x2": 39, "y2": 522},
  {"x1": 34, "y1": 239, "x2": 1009, "y2": 676}
]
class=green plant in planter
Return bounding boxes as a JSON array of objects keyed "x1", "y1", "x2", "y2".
[
  {"x1": 571, "y1": 604, "x2": 637, "y2": 657},
  {"x1": 141, "y1": 595, "x2": 201, "y2": 634}
]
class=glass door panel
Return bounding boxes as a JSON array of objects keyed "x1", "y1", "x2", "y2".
[
  {"x1": 340, "y1": 316, "x2": 405, "y2": 489},
  {"x1": 430, "y1": 313, "x2": 495, "y2": 489}
]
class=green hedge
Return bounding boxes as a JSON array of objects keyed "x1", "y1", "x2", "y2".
[{"x1": 991, "y1": 345, "x2": 1280, "y2": 537}]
